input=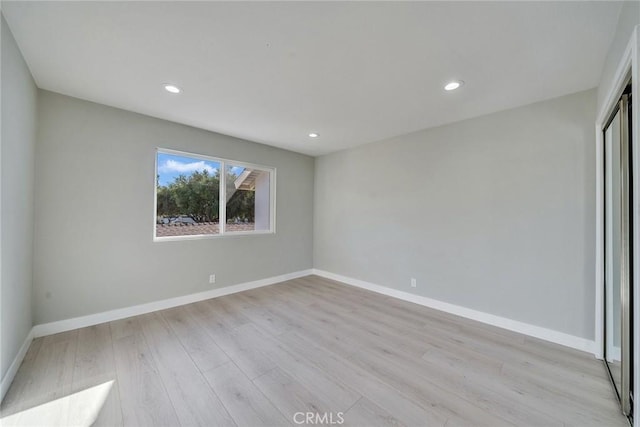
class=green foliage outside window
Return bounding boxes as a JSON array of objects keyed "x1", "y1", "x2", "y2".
[{"x1": 156, "y1": 169, "x2": 255, "y2": 223}]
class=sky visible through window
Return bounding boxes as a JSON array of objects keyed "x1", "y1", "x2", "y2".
[{"x1": 157, "y1": 152, "x2": 244, "y2": 186}]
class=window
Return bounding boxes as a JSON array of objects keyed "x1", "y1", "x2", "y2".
[{"x1": 155, "y1": 149, "x2": 275, "y2": 240}]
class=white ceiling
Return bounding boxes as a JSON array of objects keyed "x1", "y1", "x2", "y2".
[{"x1": 2, "y1": 1, "x2": 623, "y2": 156}]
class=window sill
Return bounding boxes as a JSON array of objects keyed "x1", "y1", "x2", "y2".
[{"x1": 153, "y1": 230, "x2": 275, "y2": 243}]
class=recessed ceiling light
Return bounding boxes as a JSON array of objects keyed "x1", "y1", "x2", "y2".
[
  {"x1": 309, "y1": 132, "x2": 319, "y2": 138},
  {"x1": 444, "y1": 80, "x2": 464, "y2": 91},
  {"x1": 164, "y1": 84, "x2": 181, "y2": 94}
]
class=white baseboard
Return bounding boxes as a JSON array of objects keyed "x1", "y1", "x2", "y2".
[
  {"x1": 32, "y1": 269, "x2": 312, "y2": 338},
  {"x1": 1, "y1": 327, "x2": 35, "y2": 403},
  {"x1": 312, "y1": 269, "x2": 597, "y2": 355},
  {"x1": 2, "y1": 266, "x2": 596, "y2": 405}
]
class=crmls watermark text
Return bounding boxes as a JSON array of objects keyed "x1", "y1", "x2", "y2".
[{"x1": 293, "y1": 412, "x2": 345, "y2": 425}]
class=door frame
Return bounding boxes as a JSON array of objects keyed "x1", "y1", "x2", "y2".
[{"x1": 596, "y1": 26, "x2": 639, "y2": 424}]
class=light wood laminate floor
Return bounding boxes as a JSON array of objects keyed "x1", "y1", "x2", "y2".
[{"x1": 1, "y1": 276, "x2": 628, "y2": 426}]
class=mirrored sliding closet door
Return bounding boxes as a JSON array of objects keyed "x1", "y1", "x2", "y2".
[{"x1": 604, "y1": 84, "x2": 633, "y2": 420}]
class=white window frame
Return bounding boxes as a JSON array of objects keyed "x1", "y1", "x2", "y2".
[{"x1": 154, "y1": 148, "x2": 276, "y2": 242}]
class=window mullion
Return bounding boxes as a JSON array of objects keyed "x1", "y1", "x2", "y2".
[{"x1": 219, "y1": 160, "x2": 226, "y2": 234}]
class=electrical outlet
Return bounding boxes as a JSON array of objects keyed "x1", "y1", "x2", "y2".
[
  {"x1": 209, "y1": 274, "x2": 216, "y2": 284},
  {"x1": 410, "y1": 278, "x2": 417, "y2": 288}
]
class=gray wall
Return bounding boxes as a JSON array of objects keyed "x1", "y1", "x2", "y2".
[
  {"x1": 34, "y1": 91, "x2": 314, "y2": 324},
  {"x1": 1, "y1": 15, "x2": 37, "y2": 380},
  {"x1": 314, "y1": 89, "x2": 597, "y2": 339},
  {"x1": 597, "y1": 2, "x2": 639, "y2": 111}
]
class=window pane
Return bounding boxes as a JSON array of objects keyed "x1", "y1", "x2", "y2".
[
  {"x1": 225, "y1": 165, "x2": 271, "y2": 232},
  {"x1": 156, "y1": 152, "x2": 220, "y2": 237}
]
